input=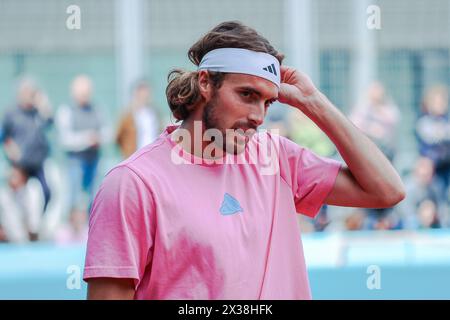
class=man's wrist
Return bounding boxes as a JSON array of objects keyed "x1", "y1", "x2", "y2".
[
  {"x1": 295, "y1": 91, "x2": 348, "y2": 136},
  {"x1": 294, "y1": 90, "x2": 330, "y2": 114}
]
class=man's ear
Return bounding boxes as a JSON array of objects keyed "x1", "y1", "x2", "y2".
[{"x1": 198, "y1": 70, "x2": 213, "y2": 101}]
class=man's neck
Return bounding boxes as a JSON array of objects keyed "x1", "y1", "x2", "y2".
[
  {"x1": 19, "y1": 104, "x2": 34, "y2": 111},
  {"x1": 173, "y1": 120, "x2": 225, "y2": 160}
]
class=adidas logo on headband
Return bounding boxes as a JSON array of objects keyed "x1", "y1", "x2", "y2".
[
  {"x1": 198, "y1": 48, "x2": 281, "y2": 87},
  {"x1": 263, "y1": 64, "x2": 278, "y2": 76}
]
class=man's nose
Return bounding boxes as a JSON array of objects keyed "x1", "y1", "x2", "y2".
[{"x1": 247, "y1": 104, "x2": 265, "y2": 127}]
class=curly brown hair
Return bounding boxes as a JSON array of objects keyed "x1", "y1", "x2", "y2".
[{"x1": 166, "y1": 21, "x2": 284, "y2": 121}]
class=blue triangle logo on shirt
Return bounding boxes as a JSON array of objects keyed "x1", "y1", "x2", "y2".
[{"x1": 220, "y1": 193, "x2": 243, "y2": 215}]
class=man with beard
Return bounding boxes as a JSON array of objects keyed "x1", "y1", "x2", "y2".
[{"x1": 84, "y1": 21, "x2": 405, "y2": 299}]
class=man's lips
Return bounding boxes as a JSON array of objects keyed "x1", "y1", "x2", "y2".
[
  {"x1": 232, "y1": 128, "x2": 256, "y2": 145},
  {"x1": 233, "y1": 127, "x2": 257, "y2": 137}
]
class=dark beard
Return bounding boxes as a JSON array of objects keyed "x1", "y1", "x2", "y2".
[
  {"x1": 202, "y1": 90, "x2": 254, "y2": 155},
  {"x1": 202, "y1": 94, "x2": 229, "y2": 153},
  {"x1": 202, "y1": 98, "x2": 220, "y2": 131}
]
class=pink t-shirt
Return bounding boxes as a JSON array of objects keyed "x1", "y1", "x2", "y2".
[{"x1": 83, "y1": 125, "x2": 341, "y2": 299}]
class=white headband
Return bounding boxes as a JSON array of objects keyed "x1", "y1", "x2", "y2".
[{"x1": 198, "y1": 48, "x2": 281, "y2": 88}]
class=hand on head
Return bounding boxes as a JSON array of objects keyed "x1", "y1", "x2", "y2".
[{"x1": 278, "y1": 66, "x2": 319, "y2": 109}]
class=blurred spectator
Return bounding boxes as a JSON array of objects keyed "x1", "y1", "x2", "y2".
[
  {"x1": 116, "y1": 80, "x2": 161, "y2": 158},
  {"x1": 0, "y1": 166, "x2": 43, "y2": 242},
  {"x1": 0, "y1": 78, "x2": 53, "y2": 212},
  {"x1": 417, "y1": 199, "x2": 441, "y2": 229},
  {"x1": 368, "y1": 212, "x2": 403, "y2": 230},
  {"x1": 54, "y1": 207, "x2": 88, "y2": 244},
  {"x1": 56, "y1": 75, "x2": 108, "y2": 215},
  {"x1": 398, "y1": 156, "x2": 447, "y2": 229},
  {"x1": 350, "y1": 82, "x2": 401, "y2": 230},
  {"x1": 288, "y1": 110, "x2": 336, "y2": 158},
  {"x1": 344, "y1": 209, "x2": 366, "y2": 231},
  {"x1": 0, "y1": 224, "x2": 7, "y2": 242},
  {"x1": 362, "y1": 206, "x2": 403, "y2": 231},
  {"x1": 415, "y1": 85, "x2": 450, "y2": 201},
  {"x1": 350, "y1": 81, "x2": 400, "y2": 161}
]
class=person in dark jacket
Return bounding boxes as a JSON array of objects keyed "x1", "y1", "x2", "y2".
[
  {"x1": 415, "y1": 85, "x2": 450, "y2": 201},
  {"x1": 1, "y1": 78, "x2": 53, "y2": 213}
]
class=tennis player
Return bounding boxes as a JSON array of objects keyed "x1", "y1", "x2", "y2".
[{"x1": 84, "y1": 21, "x2": 405, "y2": 299}]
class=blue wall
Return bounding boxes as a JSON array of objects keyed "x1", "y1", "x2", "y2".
[{"x1": 1, "y1": 230, "x2": 450, "y2": 299}]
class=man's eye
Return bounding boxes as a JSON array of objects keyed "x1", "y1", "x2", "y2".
[
  {"x1": 265, "y1": 100, "x2": 274, "y2": 107},
  {"x1": 240, "y1": 91, "x2": 251, "y2": 98}
]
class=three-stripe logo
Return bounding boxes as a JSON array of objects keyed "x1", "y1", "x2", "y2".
[{"x1": 263, "y1": 63, "x2": 277, "y2": 76}]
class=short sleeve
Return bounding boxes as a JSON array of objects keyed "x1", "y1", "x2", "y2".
[
  {"x1": 279, "y1": 136, "x2": 341, "y2": 218},
  {"x1": 83, "y1": 165, "x2": 155, "y2": 289}
]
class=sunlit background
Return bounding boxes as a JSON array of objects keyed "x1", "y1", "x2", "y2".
[{"x1": 0, "y1": 0, "x2": 449, "y2": 299}]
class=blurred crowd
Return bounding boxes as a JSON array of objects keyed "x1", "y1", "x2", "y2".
[
  {"x1": 0, "y1": 75, "x2": 162, "y2": 244},
  {"x1": 0, "y1": 75, "x2": 449, "y2": 243},
  {"x1": 294, "y1": 82, "x2": 450, "y2": 232}
]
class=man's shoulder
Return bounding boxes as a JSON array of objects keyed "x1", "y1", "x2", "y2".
[
  {"x1": 3, "y1": 107, "x2": 20, "y2": 119},
  {"x1": 99, "y1": 137, "x2": 170, "y2": 198},
  {"x1": 2, "y1": 107, "x2": 28, "y2": 128},
  {"x1": 251, "y1": 130, "x2": 303, "y2": 155},
  {"x1": 112, "y1": 136, "x2": 170, "y2": 173}
]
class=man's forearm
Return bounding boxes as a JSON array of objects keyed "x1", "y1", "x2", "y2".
[{"x1": 296, "y1": 91, "x2": 405, "y2": 201}]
